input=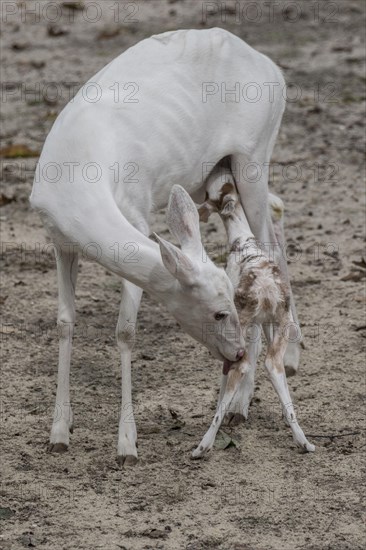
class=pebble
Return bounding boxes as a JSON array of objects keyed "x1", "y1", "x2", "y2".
[{"x1": 47, "y1": 24, "x2": 69, "y2": 37}]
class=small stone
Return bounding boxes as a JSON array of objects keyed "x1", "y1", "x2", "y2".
[
  {"x1": 47, "y1": 24, "x2": 69, "y2": 37},
  {"x1": 141, "y1": 352, "x2": 154, "y2": 361},
  {"x1": 31, "y1": 60, "x2": 46, "y2": 69},
  {"x1": 97, "y1": 25, "x2": 121, "y2": 40},
  {"x1": 12, "y1": 42, "x2": 29, "y2": 51}
]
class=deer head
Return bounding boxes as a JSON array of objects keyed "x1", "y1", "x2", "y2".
[{"x1": 154, "y1": 185, "x2": 245, "y2": 364}]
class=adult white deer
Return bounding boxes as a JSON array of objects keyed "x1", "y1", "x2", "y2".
[{"x1": 30, "y1": 28, "x2": 302, "y2": 464}]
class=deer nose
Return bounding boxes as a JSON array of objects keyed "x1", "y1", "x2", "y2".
[{"x1": 236, "y1": 349, "x2": 245, "y2": 361}]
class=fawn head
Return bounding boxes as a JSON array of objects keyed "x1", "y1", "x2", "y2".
[{"x1": 232, "y1": 254, "x2": 290, "y2": 327}]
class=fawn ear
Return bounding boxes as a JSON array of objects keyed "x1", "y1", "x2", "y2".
[
  {"x1": 154, "y1": 233, "x2": 198, "y2": 286},
  {"x1": 198, "y1": 202, "x2": 216, "y2": 223},
  {"x1": 166, "y1": 185, "x2": 202, "y2": 256}
]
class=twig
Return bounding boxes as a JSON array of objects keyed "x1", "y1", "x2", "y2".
[
  {"x1": 325, "y1": 517, "x2": 336, "y2": 533},
  {"x1": 307, "y1": 431, "x2": 361, "y2": 440}
]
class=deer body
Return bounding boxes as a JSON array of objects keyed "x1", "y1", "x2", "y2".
[
  {"x1": 30, "y1": 28, "x2": 302, "y2": 463},
  {"x1": 31, "y1": 28, "x2": 284, "y2": 227}
]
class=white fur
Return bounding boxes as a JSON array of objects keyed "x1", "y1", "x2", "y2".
[{"x1": 244, "y1": 260, "x2": 285, "y2": 319}]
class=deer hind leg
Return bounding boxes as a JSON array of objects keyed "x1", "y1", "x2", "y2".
[
  {"x1": 116, "y1": 278, "x2": 143, "y2": 467},
  {"x1": 198, "y1": 162, "x2": 262, "y2": 426},
  {"x1": 49, "y1": 245, "x2": 79, "y2": 452},
  {"x1": 263, "y1": 323, "x2": 314, "y2": 452},
  {"x1": 269, "y1": 192, "x2": 301, "y2": 376}
]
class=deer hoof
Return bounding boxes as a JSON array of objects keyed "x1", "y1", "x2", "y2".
[
  {"x1": 48, "y1": 442, "x2": 68, "y2": 453},
  {"x1": 302, "y1": 441, "x2": 315, "y2": 453},
  {"x1": 285, "y1": 365, "x2": 297, "y2": 377},
  {"x1": 295, "y1": 440, "x2": 315, "y2": 453},
  {"x1": 226, "y1": 412, "x2": 246, "y2": 426},
  {"x1": 117, "y1": 454, "x2": 138, "y2": 467}
]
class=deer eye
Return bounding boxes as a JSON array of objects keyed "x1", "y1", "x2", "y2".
[{"x1": 214, "y1": 312, "x2": 228, "y2": 321}]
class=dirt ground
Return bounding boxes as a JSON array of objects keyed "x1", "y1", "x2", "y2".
[{"x1": 1, "y1": 1, "x2": 365, "y2": 549}]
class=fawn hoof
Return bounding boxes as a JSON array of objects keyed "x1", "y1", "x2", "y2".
[
  {"x1": 117, "y1": 454, "x2": 138, "y2": 467},
  {"x1": 48, "y1": 442, "x2": 68, "y2": 453},
  {"x1": 227, "y1": 412, "x2": 246, "y2": 426},
  {"x1": 191, "y1": 443, "x2": 212, "y2": 459},
  {"x1": 191, "y1": 446, "x2": 206, "y2": 459},
  {"x1": 299, "y1": 441, "x2": 315, "y2": 453},
  {"x1": 294, "y1": 438, "x2": 315, "y2": 453},
  {"x1": 285, "y1": 365, "x2": 297, "y2": 377}
]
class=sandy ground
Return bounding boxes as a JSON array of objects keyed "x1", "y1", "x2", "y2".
[{"x1": 1, "y1": 1, "x2": 365, "y2": 549}]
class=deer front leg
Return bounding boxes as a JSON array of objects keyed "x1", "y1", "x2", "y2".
[
  {"x1": 198, "y1": 167, "x2": 260, "y2": 427},
  {"x1": 192, "y1": 360, "x2": 251, "y2": 458},
  {"x1": 49, "y1": 247, "x2": 78, "y2": 453},
  {"x1": 116, "y1": 279, "x2": 143, "y2": 466},
  {"x1": 226, "y1": 325, "x2": 262, "y2": 425},
  {"x1": 263, "y1": 324, "x2": 314, "y2": 453}
]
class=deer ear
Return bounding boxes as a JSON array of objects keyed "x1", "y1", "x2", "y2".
[
  {"x1": 166, "y1": 185, "x2": 202, "y2": 256},
  {"x1": 154, "y1": 233, "x2": 198, "y2": 286}
]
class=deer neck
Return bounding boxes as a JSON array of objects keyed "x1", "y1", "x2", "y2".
[
  {"x1": 89, "y1": 221, "x2": 178, "y2": 301},
  {"x1": 129, "y1": 240, "x2": 181, "y2": 302}
]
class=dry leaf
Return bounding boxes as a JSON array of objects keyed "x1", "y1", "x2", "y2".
[
  {"x1": 0, "y1": 144, "x2": 39, "y2": 158},
  {"x1": 168, "y1": 408, "x2": 185, "y2": 429},
  {"x1": 0, "y1": 325, "x2": 17, "y2": 335},
  {"x1": 47, "y1": 24, "x2": 69, "y2": 37},
  {"x1": 341, "y1": 271, "x2": 365, "y2": 282},
  {"x1": 0, "y1": 194, "x2": 16, "y2": 207},
  {"x1": 98, "y1": 25, "x2": 121, "y2": 40},
  {"x1": 0, "y1": 507, "x2": 14, "y2": 520},
  {"x1": 142, "y1": 528, "x2": 169, "y2": 540},
  {"x1": 353, "y1": 257, "x2": 366, "y2": 269},
  {"x1": 214, "y1": 430, "x2": 241, "y2": 450},
  {"x1": 62, "y1": 1, "x2": 84, "y2": 10}
]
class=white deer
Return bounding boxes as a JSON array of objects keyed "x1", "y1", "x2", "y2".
[
  {"x1": 192, "y1": 164, "x2": 314, "y2": 456},
  {"x1": 30, "y1": 28, "x2": 308, "y2": 464}
]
